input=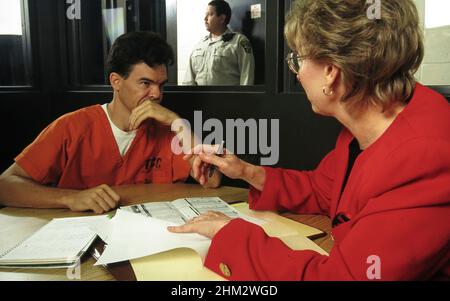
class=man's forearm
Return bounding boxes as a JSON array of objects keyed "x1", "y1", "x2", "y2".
[{"x1": 0, "y1": 175, "x2": 76, "y2": 209}]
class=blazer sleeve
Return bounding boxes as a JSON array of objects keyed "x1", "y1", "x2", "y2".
[{"x1": 249, "y1": 149, "x2": 338, "y2": 215}]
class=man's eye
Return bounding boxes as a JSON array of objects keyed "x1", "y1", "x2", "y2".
[{"x1": 141, "y1": 82, "x2": 150, "y2": 87}]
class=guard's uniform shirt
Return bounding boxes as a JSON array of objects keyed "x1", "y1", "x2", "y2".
[{"x1": 183, "y1": 28, "x2": 255, "y2": 86}]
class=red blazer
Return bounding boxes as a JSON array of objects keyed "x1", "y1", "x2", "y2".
[{"x1": 205, "y1": 84, "x2": 450, "y2": 280}]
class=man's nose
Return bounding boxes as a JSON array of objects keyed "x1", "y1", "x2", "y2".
[{"x1": 146, "y1": 86, "x2": 161, "y2": 101}]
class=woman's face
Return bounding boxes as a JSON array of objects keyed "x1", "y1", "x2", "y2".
[{"x1": 296, "y1": 59, "x2": 337, "y2": 117}]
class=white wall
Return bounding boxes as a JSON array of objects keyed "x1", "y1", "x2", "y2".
[
  {"x1": 0, "y1": 0, "x2": 22, "y2": 35},
  {"x1": 413, "y1": 0, "x2": 450, "y2": 85},
  {"x1": 177, "y1": 0, "x2": 211, "y2": 84}
]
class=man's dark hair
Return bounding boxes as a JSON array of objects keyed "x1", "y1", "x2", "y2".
[
  {"x1": 106, "y1": 31, "x2": 174, "y2": 78},
  {"x1": 208, "y1": 0, "x2": 232, "y2": 25}
]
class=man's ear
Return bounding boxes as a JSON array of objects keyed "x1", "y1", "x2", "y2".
[
  {"x1": 219, "y1": 14, "x2": 227, "y2": 26},
  {"x1": 109, "y1": 72, "x2": 122, "y2": 92}
]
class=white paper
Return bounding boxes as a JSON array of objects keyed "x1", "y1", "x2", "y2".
[
  {"x1": 87, "y1": 215, "x2": 113, "y2": 244},
  {"x1": 94, "y1": 210, "x2": 211, "y2": 266},
  {"x1": 94, "y1": 198, "x2": 265, "y2": 266}
]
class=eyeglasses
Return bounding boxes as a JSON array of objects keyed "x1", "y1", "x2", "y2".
[{"x1": 285, "y1": 52, "x2": 304, "y2": 74}]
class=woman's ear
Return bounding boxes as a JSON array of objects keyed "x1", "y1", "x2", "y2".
[
  {"x1": 324, "y1": 63, "x2": 341, "y2": 88},
  {"x1": 109, "y1": 72, "x2": 122, "y2": 92}
]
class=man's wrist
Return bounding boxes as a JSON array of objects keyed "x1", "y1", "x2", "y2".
[
  {"x1": 168, "y1": 113, "x2": 180, "y2": 127},
  {"x1": 58, "y1": 191, "x2": 75, "y2": 209}
]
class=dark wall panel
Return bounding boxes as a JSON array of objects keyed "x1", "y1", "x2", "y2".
[
  {"x1": 0, "y1": 94, "x2": 53, "y2": 171},
  {"x1": 228, "y1": 0, "x2": 266, "y2": 85}
]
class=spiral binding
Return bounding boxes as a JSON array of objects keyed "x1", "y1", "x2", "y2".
[{"x1": 0, "y1": 236, "x2": 29, "y2": 259}]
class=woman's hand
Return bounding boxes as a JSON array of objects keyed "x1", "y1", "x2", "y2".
[
  {"x1": 184, "y1": 144, "x2": 266, "y2": 191},
  {"x1": 184, "y1": 144, "x2": 247, "y2": 185},
  {"x1": 167, "y1": 211, "x2": 232, "y2": 239}
]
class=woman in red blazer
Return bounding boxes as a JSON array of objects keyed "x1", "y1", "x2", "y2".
[{"x1": 170, "y1": 0, "x2": 450, "y2": 280}]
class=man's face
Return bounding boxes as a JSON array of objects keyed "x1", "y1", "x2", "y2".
[
  {"x1": 204, "y1": 5, "x2": 224, "y2": 33},
  {"x1": 116, "y1": 62, "x2": 168, "y2": 112}
]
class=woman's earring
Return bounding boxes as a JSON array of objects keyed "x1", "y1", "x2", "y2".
[{"x1": 323, "y1": 86, "x2": 334, "y2": 96}]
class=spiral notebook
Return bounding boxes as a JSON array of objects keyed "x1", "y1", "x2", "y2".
[{"x1": 0, "y1": 215, "x2": 107, "y2": 269}]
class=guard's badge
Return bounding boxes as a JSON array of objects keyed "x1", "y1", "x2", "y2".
[{"x1": 240, "y1": 39, "x2": 252, "y2": 54}]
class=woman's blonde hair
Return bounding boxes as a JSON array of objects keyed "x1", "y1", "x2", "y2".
[{"x1": 285, "y1": 0, "x2": 424, "y2": 110}]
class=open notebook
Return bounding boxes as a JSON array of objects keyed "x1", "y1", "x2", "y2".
[
  {"x1": 121, "y1": 197, "x2": 243, "y2": 224},
  {"x1": 0, "y1": 215, "x2": 107, "y2": 269}
]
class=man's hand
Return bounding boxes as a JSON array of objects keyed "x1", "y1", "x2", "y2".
[
  {"x1": 63, "y1": 184, "x2": 120, "y2": 214},
  {"x1": 129, "y1": 100, "x2": 179, "y2": 130},
  {"x1": 167, "y1": 211, "x2": 232, "y2": 239}
]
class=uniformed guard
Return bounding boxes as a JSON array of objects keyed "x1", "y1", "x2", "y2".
[{"x1": 183, "y1": 0, "x2": 255, "y2": 86}]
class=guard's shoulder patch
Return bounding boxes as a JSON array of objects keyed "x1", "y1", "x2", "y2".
[{"x1": 240, "y1": 39, "x2": 252, "y2": 54}]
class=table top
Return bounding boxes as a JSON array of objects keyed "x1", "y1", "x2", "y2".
[{"x1": 0, "y1": 184, "x2": 333, "y2": 281}]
